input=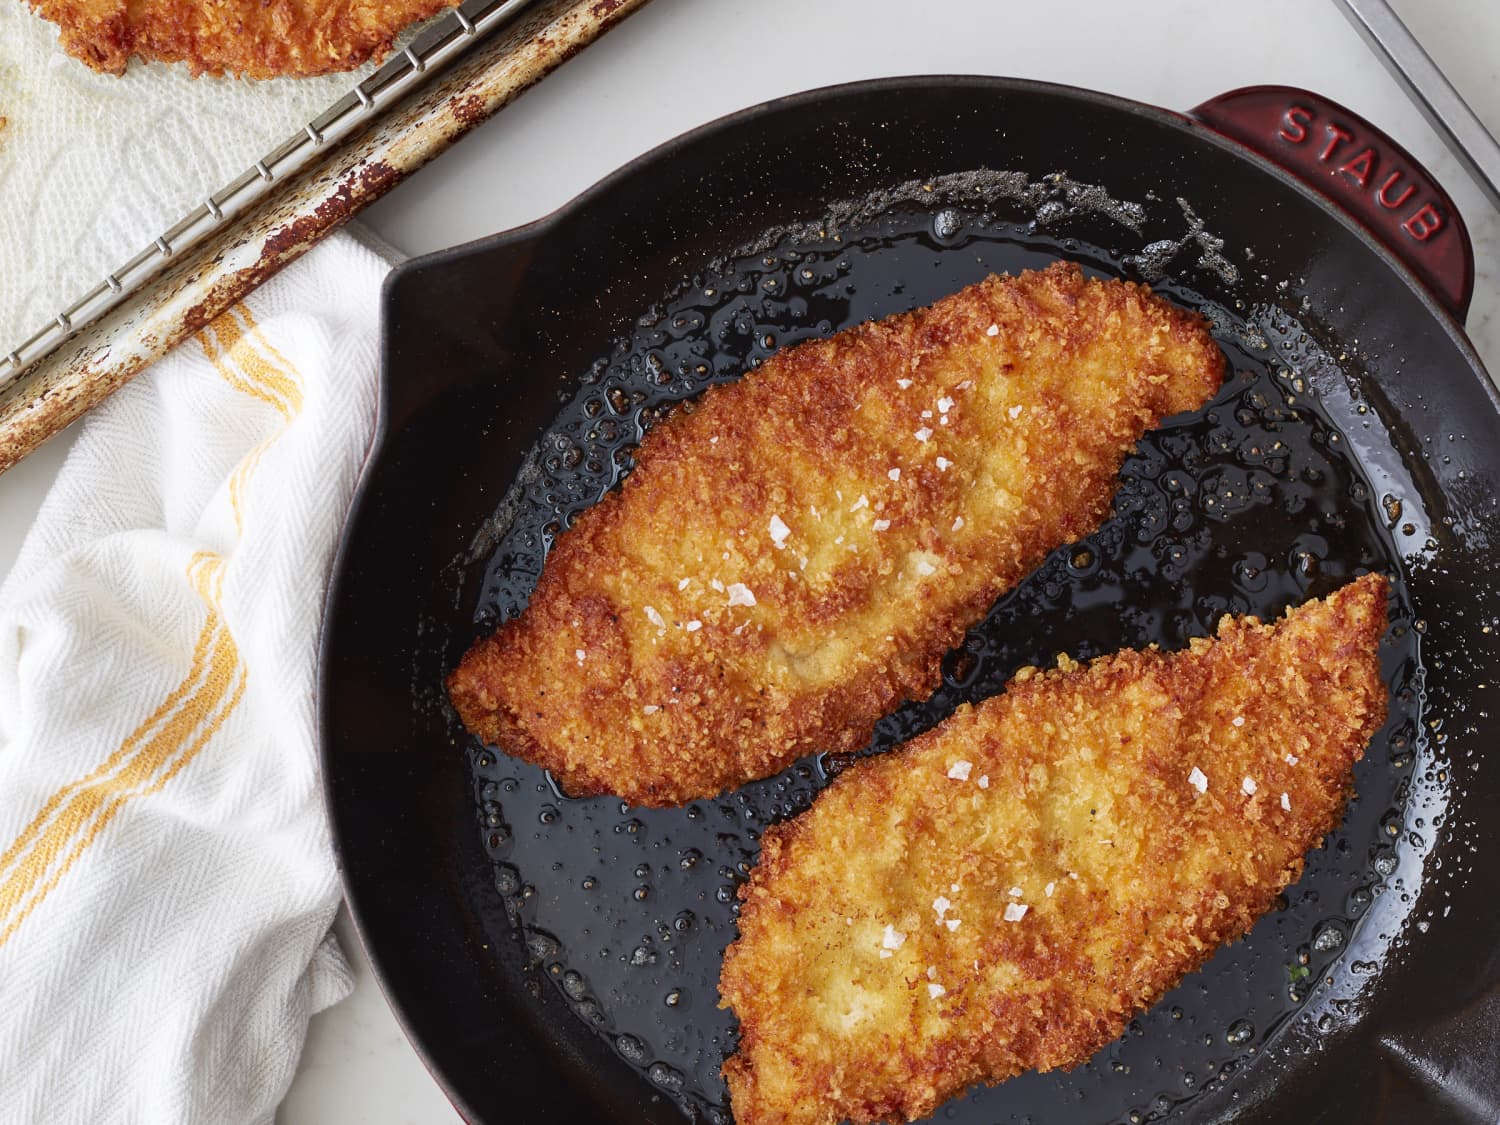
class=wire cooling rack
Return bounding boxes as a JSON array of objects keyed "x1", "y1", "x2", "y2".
[{"x1": 1, "y1": 0, "x2": 536, "y2": 385}]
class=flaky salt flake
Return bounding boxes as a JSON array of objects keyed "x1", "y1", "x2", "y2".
[
  {"x1": 915, "y1": 559, "x2": 936, "y2": 576},
  {"x1": 685, "y1": 620, "x2": 702, "y2": 632},
  {"x1": 677, "y1": 577, "x2": 691, "y2": 590},
  {"x1": 1008, "y1": 886, "x2": 1023, "y2": 898},
  {"x1": 881, "y1": 924, "x2": 906, "y2": 950},
  {"x1": 937, "y1": 396, "x2": 955, "y2": 414},
  {"x1": 1281, "y1": 792, "x2": 1292, "y2": 811},
  {"x1": 643, "y1": 705, "x2": 660, "y2": 714},
  {"x1": 726, "y1": 583, "x2": 756, "y2": 608},
  {"x1": 947, "y1": 760, "x2": 973, "y2": 781},
  {"x1": 1285, "y1": 753, "x2": 1299, "y2": 765},
  {"x1": 921, "y1": 410, "x2": 933, "y2": 420},
  {"x1": 1008, "y1": 404, "x2": 1024, "y2": 420},
  {"x1": 977, "y1": 774, "x2": 989, "y2": 789},
  {"x1": 945, "y1": 919, "x2": 961, "y2": 931},
  {"x1": 932, "y1": 896, "x2": 951, "y2": 919},
  {"x1": 986, "y1": 323, "x2": 999, "y2": 336},
  {"x1": 879, "y1": 949, "x2": 893, "y2": 959},
  {"x1": 928, "y1": 983, "x2": 946, "y2": 999},
  {"x1": 1003, "y1": 903, "x2": 1028, "y2": 922},
  {"x1": 957, "y1": 380, "x2": 973, "y2": 390},
  {"x1": 1242, "y1": 776, "x2": 1258, "y2": 796},
  {"x1": 850, "y1": 494, "x2": 869, "y2": 512},
  {"x1": 872, "y1": 519, "x2": 891, "y2": 532},
  {"x1": 896, "y1": 378, "x2": 913, "y2": 389},
  {"x1": 710, "y1": 578, "x2": 725, "y2": 592},
  {"x1": 952, "y1": 516, "x2": 966, "y2": 532},
  {"x1": 1188, "y1": 766, "x2": 1209, "y2": 794},
  {"x1": 1045, "y1": 882, "x2": 1055, "y2": 897},
  {"x1": 644, "y1": 606, "x2": 666, "y2": 629},
  {"x1": 1232, "y1": 715, "x2": 1245, "y2": 727},
  {"x1": 768, "y1": 514, "x2": 791, "y2": 548},
  {"x1": 888, "y1": 468, "x2": 901, "y2": 481},
  {"x1": 914, "y1": 427, "x2": 933, "y2": 442},
  {"x1": 936, "y1": 456, "x2": 952, "y2": 471},
  {"x1": 950, "y1": 883, "x2": 960, "y2": 893},
  {"x1": 575, "y1": 649, "x2": 586, "y2": 664},
  {"x1": 926, "y1": 965, "x2": 937, "y2": 980}
]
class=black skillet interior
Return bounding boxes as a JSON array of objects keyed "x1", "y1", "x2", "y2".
[{"x1": 320, "y1": 77, "x2": 1500, "y2": 1125}]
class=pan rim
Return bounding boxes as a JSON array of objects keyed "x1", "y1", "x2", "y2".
[{"x1": 370, "y1": 72, "x2": 1493, "y2": 448}]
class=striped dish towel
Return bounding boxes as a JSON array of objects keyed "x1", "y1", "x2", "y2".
[{"x1": 0, "y1": 234, "x2": 389, "y2": 1123}]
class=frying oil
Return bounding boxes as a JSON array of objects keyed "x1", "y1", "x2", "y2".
[{"x1": 461, "y1": 195, "x2": 1428, "y2": 1123}]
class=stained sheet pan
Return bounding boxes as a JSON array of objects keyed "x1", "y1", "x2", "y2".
[{"x1": 0, "y1": 0, "x2": 650, "y2": 474}]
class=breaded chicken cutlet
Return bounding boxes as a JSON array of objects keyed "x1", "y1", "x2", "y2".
[
  {"x1": 447, "y1": 262, "x2": 1224, "y2": 806},
  {"x1": 28, "y1": 0, "x2": 458, "y2": 77},
  {"x1": 718, "y1": 574, "x2": 1390, "y2": 1125}
]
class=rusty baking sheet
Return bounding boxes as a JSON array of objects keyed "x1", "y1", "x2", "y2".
[
  {"x1": 0, "y1": 0, "x2": 650, "y2": 475},
  {"x1": 0, "y1": 0, "x2": 535, "y2": 379}
]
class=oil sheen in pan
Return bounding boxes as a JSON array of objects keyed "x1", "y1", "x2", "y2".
[{"x1": 457, "y1": 202, "x2": 1430, "y2": 1123}]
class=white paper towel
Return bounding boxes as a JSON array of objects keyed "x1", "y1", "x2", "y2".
[{"x1": 0, "y1": 4, "x2": 396, "y2": 357}]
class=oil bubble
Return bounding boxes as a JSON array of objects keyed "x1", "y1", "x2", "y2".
[
  {"x1": 931, "y1": 209, "x2": 962, "y2": 243},
  {"x1": 628, "y1": 944, "x2": 657, "y2": 967},
  {"x1": 648, "y1": 1062, "x2": 685, "y2": 1091},
  {"x1": 1312, "y1": 921, "x2": 1346, "y2": 953},
  {"x1": 615, "y1": 1034, "x2": 647, "y2": 1063}
]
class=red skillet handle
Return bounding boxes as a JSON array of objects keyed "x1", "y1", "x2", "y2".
[{"x1": 1191, "y1": 85, "x2": 1474, "y2": 321}]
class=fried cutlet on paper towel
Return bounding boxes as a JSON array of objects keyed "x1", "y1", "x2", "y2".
[
  {"x1": 718, "y1": 574, "x2": 1390, "y2": 1125},
  {"x1": 448, "y1": 262, "x2": 1224, "y2": 806},
  {"x1": 30, "y1": 0, "x2": 459, "y2": 77}
]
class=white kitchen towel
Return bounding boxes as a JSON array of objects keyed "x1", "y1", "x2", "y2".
[{"x1": 0, "y1": 232, "x2": 389, "y2": 1123}]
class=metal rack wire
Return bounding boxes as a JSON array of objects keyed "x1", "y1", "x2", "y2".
[{"x1": 1, "y1": 0, "x2": 536, "y2": 385}]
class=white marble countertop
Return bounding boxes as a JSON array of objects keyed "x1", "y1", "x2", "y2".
[{"x1": 1, "y1": 0, "x2": 1497, "y2": 1121}]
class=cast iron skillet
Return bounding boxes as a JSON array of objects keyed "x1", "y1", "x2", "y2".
[{"x1": 319, "y1": 77, "x2": 1500, "y2": 1124}]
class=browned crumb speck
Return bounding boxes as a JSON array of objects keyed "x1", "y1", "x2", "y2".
[
  {"x1": 446, "y1": 262, "x2": 1225, "y2": 806},
  {"x1": 28, "y1": 0, "x2": 459, "y2": 78},
  {"x1": 717, "y1": 574, "x2": 1390, "y2": 1125}
]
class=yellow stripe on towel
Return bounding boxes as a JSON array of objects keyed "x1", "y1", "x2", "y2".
[
  {"x1": 0, "y1": 555, "x2": 243, "y2": 948},
  {"x1": 0, "y1": 299, "x2": 311, "y2": 948}
]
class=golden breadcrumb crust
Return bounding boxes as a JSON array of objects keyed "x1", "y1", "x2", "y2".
[
  {"x1": 719, "y1": 575, "x2": 1390, "y2": 1125},
  {"x1": 447, "y1": 262, "x2": 1225, "y2": 806},
  {"x1": 29, "y1": 0, "x2": 457, "y2": 78}
]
